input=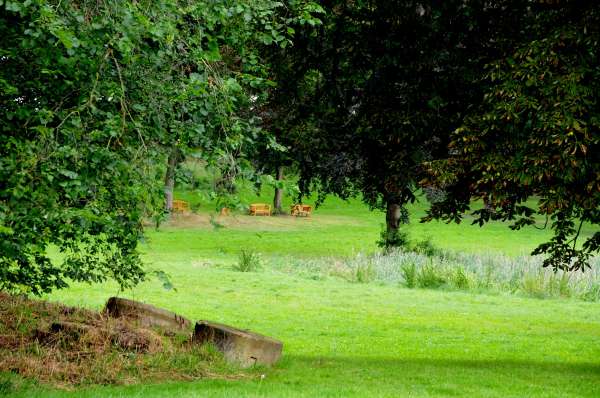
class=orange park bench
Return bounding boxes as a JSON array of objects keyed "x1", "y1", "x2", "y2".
[
  {"x1": 249, "y1": 203, "x2": 271, "y2": 216},
  {"x1": 291, "y1": 204, "x2": 312, "y2": 217},
  {"x1": 172, "y1": 199, "x2": 190, "y2": 213}
]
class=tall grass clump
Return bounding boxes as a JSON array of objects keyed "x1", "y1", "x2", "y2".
[
  {"x1": 273, "y1": 250, "x2": 600, "y2": 301},
  {"x1": 354, "y1": 261, "x2": 376, "y2": 283},
  {"x1": 233, "y1": 250, "x2": 262, "y2": 272},
  {"x1": 416, "y1": 261, "x2": 447, "y2": 289},
  {"x1": 401, "y1": 263, "x2": 417, "y2": 288},
  {"x1": 412, "y1": 237, "x2": 441, "y2": 257},
  {"x1": 451, "y1": 266, "x2": 472, "y2": 290}
]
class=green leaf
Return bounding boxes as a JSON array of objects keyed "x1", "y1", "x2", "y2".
[
  {"x1": 0, "y1": 225, "x2": 14, "y2": 235},
  {"x1": 59, "y1": 169, "x2": 79, "y2": 179}
]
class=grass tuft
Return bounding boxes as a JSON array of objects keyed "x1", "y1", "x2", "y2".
[
  {"x1": 233, "y1": 250, "x2": 262, "y2": 272},
  {"x1": 354, "y1": 261, "x2": 376, "y2": 283},
  {"x1": 416, "y1": 261, "x2": 447, "y2": 289},
  {"x1": 401, "y1": 262, "x2": 417, "y2": 288}
]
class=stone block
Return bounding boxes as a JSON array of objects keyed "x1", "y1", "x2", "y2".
[
  {"x1": 105, "y1": 297, "x2": 191, "y2": 331},
  {"x1": 193, "y1": 321, "x2": 283, "y2": 367}
]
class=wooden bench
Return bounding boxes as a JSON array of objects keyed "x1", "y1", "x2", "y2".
[
  {"x1": 249, "y1": 203, "x2": 271, "y2": 216},
  {"x1": 172, "y1": 199, "x2": 190, "y2": 213},
  {"x1": 291, "y1": 204, "x2": 312, "y2": 217}
]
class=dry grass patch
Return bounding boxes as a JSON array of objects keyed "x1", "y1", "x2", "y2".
[{"x1": 0, "y1": 293, "x2": 248, "y2": 389}]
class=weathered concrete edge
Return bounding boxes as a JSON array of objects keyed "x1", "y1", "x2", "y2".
[
  {"x1": 192, "y1": 320, "x2": 284, "y2": 367},
  {"x1": 104, "y1": 297, "x2": 192, "y2": 330}
]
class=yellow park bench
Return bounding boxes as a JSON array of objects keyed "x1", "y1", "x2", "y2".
[
  {"x1": 172, "y1": 199, "x2": 190, "y2": 213},
  {"x1": 291, "y1": 204, "x2": 312, "y2": 217},
  {"x1": 249, "y1": 203, "x2": 271, "y2": 216}
]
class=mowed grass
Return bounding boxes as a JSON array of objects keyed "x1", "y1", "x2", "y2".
[
  {"x1": 8, "y1": 192, "x2": 599, "y2": 397},
  {"x1": 166, "y1": 186, "x2": 595, "y2": 258},
  {"x1": 36, "y1": 271, "x2": 600, "y2": 397}
]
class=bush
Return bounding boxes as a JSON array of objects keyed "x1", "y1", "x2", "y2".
[
  {"x1": 175, "y1": 165, "x2": 194, "y2": 187},
  {"x1": 412, "y1": 237, "x2": 440, "y2": 257},
  {"x1": 233, "y1": 250, "x2": 262, "y2": 272},
  {"x1": 377, "y1": 227, "x2": 410, "y2": 250}
]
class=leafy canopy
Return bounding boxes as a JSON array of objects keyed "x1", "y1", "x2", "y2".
[
  {"x1": 0, "y1": 0, "x2": 322, "y2": 294},
  {"x1": 427, "y1": 2, "x2": 600, "y2": 270}
]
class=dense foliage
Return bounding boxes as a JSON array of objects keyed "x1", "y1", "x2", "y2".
[
  {"x1": 427, "y1": 2, "x2": 600, "y2": 270},
  {"x1": 287, "y1": 1, "x2": 536, "y2": 245},
  {"x1": 270, "y1": 1, "x2": 598, "y2": 267},
  {"x1": 0, "y1": 0, "x2": 321, "y2": 294}
]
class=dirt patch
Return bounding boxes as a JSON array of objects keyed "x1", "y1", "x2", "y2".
[
  {"x1": 154, "y1": 211, "x2": 359, "y2": 231},
  {"x1": 0, "y1": 293, "x2": 248, "y2": 389}
]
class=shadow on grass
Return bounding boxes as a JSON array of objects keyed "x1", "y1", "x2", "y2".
[
  {"x1": 7, "y1": 355, "x2": 600, "y2": 397},
  {"x1": 289, "y1": 355, "x2": 600, "y2": 375}
]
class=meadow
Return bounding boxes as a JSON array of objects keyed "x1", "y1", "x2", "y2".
[{"x1": 5, "y1": 188, "x2": 600, "y2": 397}]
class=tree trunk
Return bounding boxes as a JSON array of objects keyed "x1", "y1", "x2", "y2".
[
  {"x1": 273, "y1": 165, "x2": 284, "y2": 214},
  {"x1": 164, "y1": 146, "x2": 179, "y2": 212},
  {"x1": 386, "y1": 202, "x2": 402, "y2": 236},
  {"x1": 384, "y1": 201, "x2": 405, "y2": 248}
]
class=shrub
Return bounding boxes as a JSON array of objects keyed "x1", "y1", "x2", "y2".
[
  {"x1": 377, "y1": 227, "x2": 410, "y2": 250},
  {"x1": 175, "y1": 165, "x2": 194, "y2": 187},
  {"x1": 233, "y1": 250, "x2": 262, "y2": 272},
  {"x1": 412, "y1": 237, "x2": 439, "y2": 257}
]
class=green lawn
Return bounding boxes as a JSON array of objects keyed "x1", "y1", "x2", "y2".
[
  {"x1": 8, "y1": 194, "x2": 600, "y2": 397},
  {"x1": 168, "y1": 186, "x2": 594, "y2": 258}
]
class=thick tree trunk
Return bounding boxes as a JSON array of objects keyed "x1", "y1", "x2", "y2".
[
  {"x1": 273, "y1": 165, "x2": 284, "y2": 214},
  {"x1": 164, "y1": 146, "x2": 179, "y2": 212}
]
